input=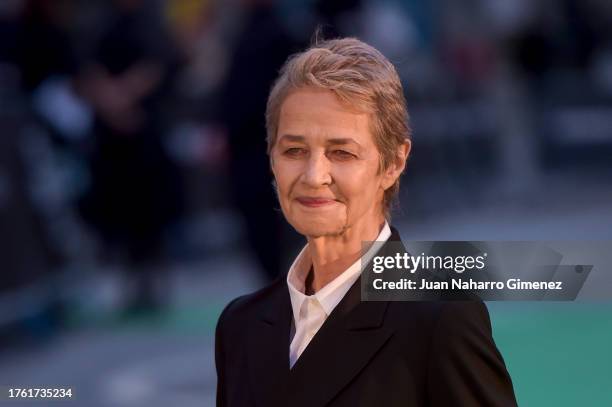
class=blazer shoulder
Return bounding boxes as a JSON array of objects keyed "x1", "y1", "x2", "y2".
[
  {"x1": 387, "y1": 300, "x2": 492, "y2": 339},
  {"x1": 217, "y1": 277, "x2": 287, "y2": 329}
]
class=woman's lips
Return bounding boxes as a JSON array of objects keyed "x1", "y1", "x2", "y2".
[{"x1": 295, "y1": 197, "x2": 337, "y2": 208}]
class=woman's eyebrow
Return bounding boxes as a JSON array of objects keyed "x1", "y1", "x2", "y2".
[
  {"x1": 278, "y1": 134, "x2": 305, "y2": 143},
  {"x1": 327, "y1": 137, "x2": 362, "y2": 148}
]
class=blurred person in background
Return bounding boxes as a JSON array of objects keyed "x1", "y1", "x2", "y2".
[
  {"x1": 218, "y1": 0, "x2": 304, "y2": 282},
  {"x1": 0, "y1": 0, "x2": 81, "y2": 340},
  {"x1": 78, "y1": 0, "x2": 183, "y2": 315}
]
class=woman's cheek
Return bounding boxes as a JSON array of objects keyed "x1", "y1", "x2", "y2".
[
  {"x1": 274, "y1": 163, "x2": 296, "y2": 194},
  {"x1": 333, "y1": 163, "x2": 367, "y2": 191}
]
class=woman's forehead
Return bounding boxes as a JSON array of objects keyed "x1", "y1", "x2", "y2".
[
  {"x1": 281, "y1": 87, "x2": 367, "y2": 116},
  {"x1": 278, "y1": 88, "x2": 373, "y2": 144}
]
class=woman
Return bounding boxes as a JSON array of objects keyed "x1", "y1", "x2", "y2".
[{"x1": 215, "y1": 37, "x2": 517, "y2": 407}]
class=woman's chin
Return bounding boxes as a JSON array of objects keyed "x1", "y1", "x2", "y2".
[{"x1": 289, "y1": 217, "x2": 346, "y2": 238}]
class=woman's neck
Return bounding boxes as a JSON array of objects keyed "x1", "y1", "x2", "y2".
[{"x1": 306, "y1": 216, "x2": 385, "y2": 293}]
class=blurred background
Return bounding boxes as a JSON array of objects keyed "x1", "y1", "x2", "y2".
[{"x1": 1, "y1": 0, "x2": 611, "y2": 405}]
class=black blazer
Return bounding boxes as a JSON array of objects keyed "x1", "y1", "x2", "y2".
[{"x1": 215, "y1": 227, "x2": 518, "y2": 406}]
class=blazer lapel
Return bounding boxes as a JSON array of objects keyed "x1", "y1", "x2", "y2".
[
  {"x1": 287, "y1": 275, "x2": 394, "y2": 407},
  {"x1": 246, "y1": 281, "x2": 292, "y2": 407}
]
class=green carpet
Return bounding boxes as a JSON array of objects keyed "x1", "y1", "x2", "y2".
[{"x1": 488, "y1": 302, "x2": 612, "y2": 407}]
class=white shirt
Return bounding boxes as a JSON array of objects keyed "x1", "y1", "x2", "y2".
[{"x1": 286, "y1": 222, "x2": 392, "y2": 368}]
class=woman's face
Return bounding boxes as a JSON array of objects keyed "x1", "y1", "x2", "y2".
[{"x1": 271, "y1": 87, "x2": 401, "y2": 238}]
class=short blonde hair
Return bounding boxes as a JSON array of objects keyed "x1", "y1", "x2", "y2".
[{"x1": 266, "y1": 37, "x2": 411, "y2": 218}]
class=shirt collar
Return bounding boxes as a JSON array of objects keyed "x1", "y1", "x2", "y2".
[{"x1": 287, "y1": 222, "x2": 392, "y2": 323}]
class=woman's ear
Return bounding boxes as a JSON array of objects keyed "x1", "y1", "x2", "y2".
[{"x1": 381, "y1": 140, "x2": 411, "y2": 189}]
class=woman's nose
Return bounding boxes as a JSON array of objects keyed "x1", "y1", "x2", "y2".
[{"x1": 302, "y1": 153, "x2": 332, "y2": 187}]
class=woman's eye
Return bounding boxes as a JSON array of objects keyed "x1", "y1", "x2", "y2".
[
  {"x1": 330, "y1": 150, "x2": 356, "y2": 160},
  {"x1": 283, "y1": 147, "x2": 307, "y2": 157}
]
